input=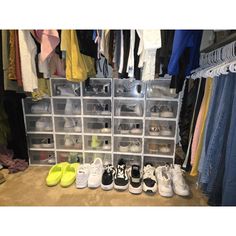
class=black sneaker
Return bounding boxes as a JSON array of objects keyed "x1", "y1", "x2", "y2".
[
  {"x1": 114, "y1": 159, "x2": 129, "y2": 191},
  {"x1": 129, "y1": 165, "x2": 142, "y2": 194},
  {"x1": 101, "y1": 164, "x2": 115, "y2": 191}
]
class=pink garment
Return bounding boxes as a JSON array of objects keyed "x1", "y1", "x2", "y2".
[
  {"x1": 191, "y1": 103, "x2": 204, "y2": 165},
  {"x1": 35, "y1": 30, "x2": 60, "y2": 62}
]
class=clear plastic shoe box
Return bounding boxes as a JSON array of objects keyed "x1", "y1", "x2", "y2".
[
  {"x1": 84, "y1": 135, "x2": 112, "y2": 151},
  {"x1": 84, "y1": 153, "x2": 112, "y2": 164},
  {"x1": 114, "y1": 100, "x2": 144, "y2": 117},
  {"x1": 51, "y1": 78, "x2": 81, "y2": 97},
  {"x1": 113, "y1": 154, "x2": 142, "y2": 168},
  {"x1": 57, "y1": 151, "x2": 83, "y2": 163},
  {"x1": 29, "y1": 150, "x2": 55, "y2": 165},
  {"x1": 56, "y1": 134, "x2": 83, "y2": 150},
  {"x1": 25, "y1": 116, "x2": 53, "y2": 132},
  {"x1": 54, "y1": 117, "x2": 82, "y2": 133},
  {"x1": 53, "y1": 98, "x2": 81, "y2": 115},
  {"x1": 114, "y1": 137, "x2": 142, "y2": 154},
  {"x1": 28, "y1": 134, "x2": 54, "y2": 149},
  {"x1": 83, "y1": 117, "x2": 112, "y2": 134},
  {"x1": 83, "y1": 99, "x2": 112, "y2": 116},
  {"x1": 24, "y1": 98, "x2": 51, "y2": 114}
]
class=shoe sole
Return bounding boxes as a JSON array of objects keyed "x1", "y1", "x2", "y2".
[
  {"x1": 114, "y1": 183, "x2": 128, "y2": 191},
  {"x1": 76, "y1": 183, "x2": 88, "y2": 189},
  {"x1": 101, "y1": 182, "x2": 114, "y2": 191},
  {"x1": 88, "y1": 183, "x2": 101, "y2": 189},
  {"x1": 160, "y1": 112, "x2": 174, "y2": 118},
  {"x1": 159, "y1": 189, "x2": 174, "y2": 198},
  {"x1": 129, "y1": 184, "x2": 142, "y2": 194},
  {"x1": 173, "y1": 186, "x2": 190, "y2": 197}
]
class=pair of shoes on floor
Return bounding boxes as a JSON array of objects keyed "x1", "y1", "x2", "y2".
[
  {"x1": 46, "y1": 162, "x2": 79, "y2": 187},
  {"x1": 143, "y1": 164, "x2": 190, "y2": 197},
  {"x1": 0, "y1": 172, "x2": 6, "y2": 184},
  {"x1": 76, "y1": 158, "x2": 103, "y2": 189}
]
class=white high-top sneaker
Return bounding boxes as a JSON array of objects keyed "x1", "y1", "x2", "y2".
[
  {"x1": 88, "y1": 158, "x2": 103, "y2": 188},
  {"x1": 65, "y1": 99, "x2": 73, "y2": 115},
  {"x1": 64, "y1": 117, "x2": 75, "y2": 132}
]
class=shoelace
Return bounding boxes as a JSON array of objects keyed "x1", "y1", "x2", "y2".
[
  {"x1": 117, "y1": 165, "x2": 125, "y2": 178},
  {"x1": 144, "y1": 166, "x2": 155, "y2": 179},
  {"x1": 105, "y1": 165, "x2": 115, "y2": 175}
]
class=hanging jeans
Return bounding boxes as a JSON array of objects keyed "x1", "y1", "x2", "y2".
[
  {"x1": 198, "y1": 74, "x2": 235, "y2": 194},
  {"x1": 222, "y1": 73, "x2": 236, "y2": 205}
]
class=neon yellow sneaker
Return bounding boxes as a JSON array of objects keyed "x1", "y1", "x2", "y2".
[
  {"x1": 60, "y1": 163, "x2": 80, "y2": 187},
  {"x1": 46, "y1": 162, "x2": 69, "y2": 187}
]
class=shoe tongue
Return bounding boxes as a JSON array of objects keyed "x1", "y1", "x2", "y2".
[{"x1": 132, "y1": 165, "x2": 139, "y2": 171}]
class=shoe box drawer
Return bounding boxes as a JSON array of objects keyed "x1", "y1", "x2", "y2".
[
  {"x1": 84, "y1": 153, "x2": 112, "y2": 164},
  {"x1": 56, "y1": 134, "x2": 83, "y2": 150},
  {"x1": 23, "y1": 98, "x2": 51, "y2": 114},
  {"x1": 143, "y1": 156, "x2": 173, "y2": 167},
  {"x1": 51, "y1": 78, "x2": 81, "y2": 97},
  {"x1": 83, "y1": 99, "x2": 112, "y2": 116},
  {"x1": 54, "y1": 117, "x2": 82, "y2": 133},
  {"x1": 146, "y1": 100, "x2": 178, "y2": 118},
  {"x1": 25, "y1": 116, "x2": 53, "y2": 132},
  {"x1": 83, "y1": 117, "x2": 112, "y2": 134},
  {"x1": 84, "y1": 135, "x2": 112, "y2": 151},
  {"x1": 114, "y1": 79, "x2": 145, "y2": 98},
  {"x1": 114, "y1": 137, "x2": 142, "y2": 154},
  {"x1": 57, "y1": 151, "x2": 82, "y2": 163},
  {"x1": 114, "y1": 118, "x2": 143, "y2": 136},
  {"x1": 53, "y1": 98, "x2": 81, "y2": 115},
  {"x1": 114, "y1": 100, "x2": 144, "y2": 117},
  {"x1": 29, "y1": 150, "x2": 55, "y2": 165},
  {"x1": 145, "y1": 120, "x2": 176, "y2": 137},
  {"x1": 113, "y1": 154, "x2": 142, "y2": 168},
  {"x1": 144, "y1": 138, "x2": 174, "y2": 156},
  {"x1": 146, "y1": 79, "x2": 178, "y2": 99},
  {"x1": 28, "y1": 134, "x2": 54, "y2": 149},
  {"x1": 83, "y1": 78, "x2": 112, "y2": 97}
]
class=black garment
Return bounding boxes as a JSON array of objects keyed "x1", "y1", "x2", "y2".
[
  {"x1": 178, "y1": 78, "x2": 205, "y2": 168},
  {"x1": 134, "y1": 31, "x2": 141, "y2": 80},
  {"x1": 155, "y1": 30, "x2": 175, "y2": 77},
  {"x1": 119, "y1": 30, "x2": 130, "y2": 78},
  {"x1": 0, "y1": 30, "x2": 4, "y2": 95},
  {"x1": 76, "y1": 30, "x2": 97, "y2": 58}
]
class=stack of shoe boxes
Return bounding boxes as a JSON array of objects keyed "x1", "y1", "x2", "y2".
[{"x1": 22, "y1": 78, "x2": 179, "y2": 167}]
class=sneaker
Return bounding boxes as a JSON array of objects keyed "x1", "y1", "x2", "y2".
[
  {"x1": 129, "y1": 165, "x2": 142, "y2": 194},
  {"x1": 160, "y1": 125, "x2": 172, "y2": 136},
  {"x1": 142, "y1": 164, "x2": 157, "y2": 193},
  {"x1": 159, "y1": 144, "x2": 171, "y2": 154},
  {"x1": 64, "y1": 117, "x2": 75, "y2": 132},
  {"x1": 119, "y1": 141, "x2": 130, "y2": 152},
  {"x1": 56, "y1": 84, "x2": 75, "y2": 96},
  {"x1": 119, "y1": 104, "x2": 142, "y2": 116},
  {"x1": 149, "y1": 126, "x2": 160, "y2": 136},
  {"x1": 118, "y1": 123, "x2": 130, "y2": 134},
  {"x1": 65, "y1": 99, "x2": 73, "y2": 115},
  {"x1": 129, "y1": 140, "x2": 142, "y2": 153},
  {"x1": 101, "y1": 122, "x2": 111, "y2": 133},
  {"x1": 91, "y1": 135, "x2": 101, "y2": 149},
  {"x1": 88, "y1": 158, "x2": 103, "y2": 188},
  {"x1": 130, "y1": 123, "x2": 142, "y2": 135},
  {"x1": 31, "y1": 101, "x2": 51, "y2": 114},
  {"x1": 170, "y1": 164, "x2": 190, "y2": 196},
  {"x1": 160, "y1": 105, "x2": 174, "y2": 118},
  {"x1": 41, "y1": 138, "x2": 54, "y2": 148},
  {"x1": 114, "y1": 159, "x2": 129, "y2": 190},
  {"x1": 76, "y1": 164, "x2": 91, "y2": 188},
  {"x1": 35, "y1": 117, "x2": 52, "y2": 131},
  {"x1": 74, "y1": 119, "x2": 82, "y2": 132},
  {"x1": 156, "y1": 165, "x2": 173, "y2": 197},
  {"x1": 150, "y1": 105, "x2": 160, "y2": 117},
  {"x1": 101, "y1": 164, "x2": 115, "y2": 191},
  {"x1": 48, "y1": 154, "x2": 56, "y2": 164},
  {"x1": 102, "y1": 140, "x2": 111, "y2": 151},
  {"x1": 64, "y1": 135, "x2": 75, "y2": 148}
]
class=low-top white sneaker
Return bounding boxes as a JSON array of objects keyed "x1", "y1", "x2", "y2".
[
  {"x1": 88, "y1": 158, "x2": 103, "y2": 188},
  {"x1": 76, "y1": 164, "x2": 91, "y2": 188},
  {"x1": 156, "y1": 165, "x2": 173, "y2": 197},
  {"x1": 170, "y1": 164, "x2": 190, "y2": 197}
]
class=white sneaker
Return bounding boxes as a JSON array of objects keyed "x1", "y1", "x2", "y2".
[
  {"x1": 88, "y1": 158, "x2": 103, "y2": 188},
  {"x1": 64, "y1": 117, "x2": 75, "y2": 132},
  {"x1": 129, "y1": 140, "x2": 142, "y2": 153},
  {"x1": 35, "y1": 117, "x2": 52, "y2": 131},
  {"x1": 142, "y1": 164, "x2": 157, "y2": 193},
  {"x1": 170, "y1": 164, "x2": 190, "y2": 196},
  {"x1": 64, "y1": 135, "x2": 75, "y2": 147},
  {"x1": 102, "y1": 140, "x2": 111, "y2": 150},
  {"x1": 31, "y1": 101, "x2": 51, "y2": 114},
  {"x1": 76, "y1": 164, "x2": 91, "y2": 188},
  {"x1": 156, "y1": 165, "x2": 173, "y2": 197},
  {"x1": 65, "y1": 99, "x2": 73, "y2": 115}
]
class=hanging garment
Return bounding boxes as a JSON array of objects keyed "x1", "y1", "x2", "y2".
[
  {"x1": 137, "y1": 30, "x2": 162, "y2": 81},
  {"x1": 14, "y1": 30, "x2": 23, "y2": 87},
  {"x1": 126, "y1": 30, "x2": 135, "y2": 78},
  {"x1": 118, "y1": 30, "x2": 124, "y2": 74},
  {"x1": 60, "y1": 30, "x2": 96, "y2": 82},
  {"x1": 155, "y1": 30, "x2": 175, "y2": 77},
  {"x1": 133, "y1": 31, "x2": 141, "y2": 80},
  {"x1": 31, "y1": 78, "x2": 51, "y2": 101},
  {"x1": 7, "y1": 30, "x2": 16, "y2": 81},
  {"x1": 108, "y1": 30, "x2": 114, "y2": 67},
  {"x1": 18, "y1": 30, "x2": 38, "y2": 92},
  {"x1": 198, "y1": 74, "x2": 235, "y2": 193},
  {"x1": 35, "y1": 30, "x2": 60, "y2": 62},
  {"x1": 99, "y1": 30, "x2": 110, "y2": 60},
  {"x1": 190, "y1": 78, "x2": 213, "y2": 176},
  {"x1": 168, "y1": 30, "x2": 203, "y2": 92}
]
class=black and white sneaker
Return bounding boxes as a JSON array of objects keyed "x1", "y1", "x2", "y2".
[
  {"x1": 101, "y1": 164, "x2": 115, "y2": 191},
  {"x1": 129, "y1": 165, "x2": 142, "y2": 194},
  {"x1": 142, "y1": 164, "x2": 157, "y2": 193},
  {"x1": 114, "y1": 159, "x2": 129, "y2": 191}
]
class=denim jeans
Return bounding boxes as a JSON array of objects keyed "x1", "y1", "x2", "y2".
[{"x1": 198, "y1": 73, "x2": 235, "y2": 195}]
